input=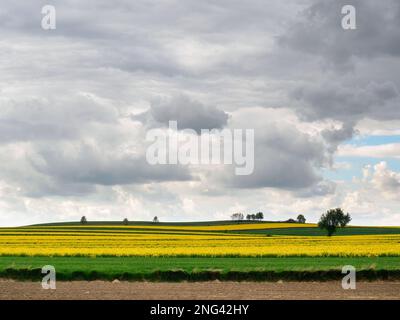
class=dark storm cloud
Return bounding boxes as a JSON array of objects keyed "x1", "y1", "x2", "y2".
[
  {"x1": 277, "y1": 0, "x2": 400, "y2": 129},
  {"x1": 279, "y1": 0, "x2": 400, "y2": 66}
]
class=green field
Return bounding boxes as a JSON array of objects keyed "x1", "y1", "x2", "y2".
[
  {"x1": 1, "y1": 256, "x2": 400, "y2": 281},
  {"x1": 236, "y1": 227, "x2": 400, "y2": 236}
]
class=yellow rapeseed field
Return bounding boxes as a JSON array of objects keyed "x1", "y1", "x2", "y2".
[{"x1": 0, "y1": 224, "x2": 399, "y2": 257}]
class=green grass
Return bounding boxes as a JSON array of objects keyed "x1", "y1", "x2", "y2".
[
  {"x1": 1, "y1": 256, "x2": 399, "y2": 281},
  {"x1": 236, "y1": 227, "x2": 400, "y2": 236}
]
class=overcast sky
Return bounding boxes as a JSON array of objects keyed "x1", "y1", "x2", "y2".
[{"x1": 0, "y1": 0, "x2": 399, "y2": 226}]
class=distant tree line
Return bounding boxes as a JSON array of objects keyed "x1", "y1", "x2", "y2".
[
  {"x1": 230, "y1": 212, "x2": 308, "y2": 223},
  {"x1": 230, "y1": 212, "x2": 264, "y2": 221},
  {"x1": 246, "y1": 212, "x2": 264, "y2": 221},
  {"x1": 79, "y1": 207, "x2": 352, "y2": 237}
]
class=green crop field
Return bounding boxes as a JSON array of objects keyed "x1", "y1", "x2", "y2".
[
  {"x1": 234, "y1": 226, "x2": 400, "y2": 236},
  {"x1": 1, "y1": 256, "x2": 400, "y2": 281}
]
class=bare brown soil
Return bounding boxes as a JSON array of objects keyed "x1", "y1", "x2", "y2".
[{"x1": 1, "y1": 280, "x2": 399, "y2": 300}]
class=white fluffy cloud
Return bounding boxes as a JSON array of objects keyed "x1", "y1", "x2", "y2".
[{"x1": 370, "y1": 162, "x2": 400, "y2": 199}]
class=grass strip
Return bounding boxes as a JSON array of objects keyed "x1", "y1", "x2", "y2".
[{"x1": 1, "y1": 256, "x2": 399, "y2": 282}]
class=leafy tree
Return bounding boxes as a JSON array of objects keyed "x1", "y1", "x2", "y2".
[
  {"x1": 246, "y1": 214, "x2": 251, "y2": 220},
  {"x1": 318, "y1": 208, "x2": 351, "y2": 236},
  {"x1": 231, "y1": 213, "x2": 244, "y2": 221},
  {"x1": 80, "y1": 216, "x2": 87, "y2": 225},
  {"x1": 251, "y1": 214, "x2": 256, "y2": 220},
  {"x1": 123, "y1": 218, "x2": 129, "y2": 225},
  {"x1": 153, "y1": 216, "x2": 159, "y2": 223},
  {"x1": 255, "y1": 212, "x2": 264, "y2": 221},
  {"x1": 297, "y1": 214, "x2": 306, "y2": 224}
]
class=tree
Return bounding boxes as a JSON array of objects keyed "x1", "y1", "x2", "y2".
[
  {"x1": 318, "y1": 208, "x2": 351, "y2": 236},
  {"x1": 246, "y1": 214, "x2": 251, "y2": 220},
  {"x1": 231, "y1": 213, "x2": 244, "y2": 221},
  {"x1": 123, "y1": 218, "x2": 129, "y2": 225},
  {"x1": 297, "y1": 214, "x2": 306, "y2": 224},
  {"x1": 255, "y1": 212, "x2": 264, "y2": 221},
  {"x1": 250, "y1": 214, "x2": 256, "y2": 220},
  {"x1": 153, "y1": 216, "x2": 159, "y2": 223},
  {"x1": 80, "y1": 216, "x2": 87, "y2": 225}
]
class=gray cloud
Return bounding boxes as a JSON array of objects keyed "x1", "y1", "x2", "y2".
[
  {"x1": 295, "y1": 180, "x2": 336, "y2": 198},
  {"x1": 321, "y1": 122, "x2": 357, "y2": 158},
  {"x1": 221, "y1": 112, "x2": 330, "y2": 192},
  {"x1": 0, "y1": 0, "x2": 399, "y2": 225},
  {"x1": 0, "y1": 94, "x2": 118, "y2": 143},
  {"x1": 133, "y1": 95, "x2": 229, "y2": 133},
  {"x1": 278, "y1": 0, "x2": 400, "y2": 133},
  {"x1": 290, "y1": 81, "x2": 400, "y2": 123},
  {"x1": 31, "y1": 141, "x2": 192, "y2": 186},
  {"x1": 279, "y1": 0, "x2": 400, "y2": 66}
]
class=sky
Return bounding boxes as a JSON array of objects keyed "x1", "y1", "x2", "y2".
[{"x1": 0, "y1": 0, "x2": 399, "y2": 226}]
